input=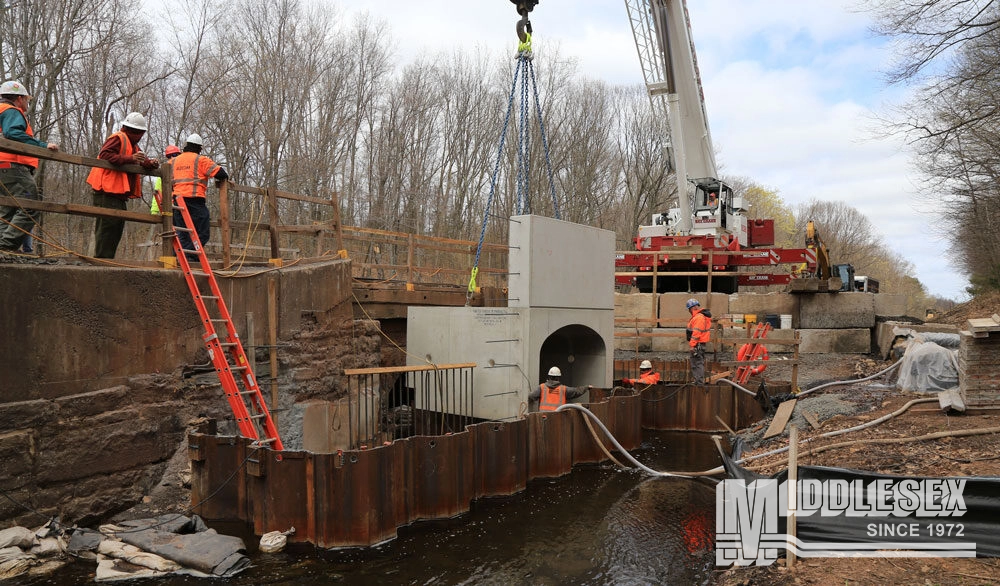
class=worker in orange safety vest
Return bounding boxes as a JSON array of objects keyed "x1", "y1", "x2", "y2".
[
  {"x1": 622, "y1": 359, "x2": 661, "y2": 388},
  {"x1": 528, "y1": 366, "x2": 591, "y2": 412},
  {"x1": 686, "y1": 298, "x2": 712, "y2": 384},
  {"x1": 171, "y1": 133, "x2": 227, "y2": 262}
]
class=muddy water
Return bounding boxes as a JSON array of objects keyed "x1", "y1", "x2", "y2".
[{"x1": 30, "y1": 431, "x2": 723, "y2": 585}]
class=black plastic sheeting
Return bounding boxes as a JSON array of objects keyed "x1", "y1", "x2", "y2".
[
  {"x1": 114, "y1": 514, "x2": 250, "y2": 575},
  {"x1": 721, "y1": 447, "x2": 1000, "y2": 558}
]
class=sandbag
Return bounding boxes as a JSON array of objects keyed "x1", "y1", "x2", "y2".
[{"x1": 0, "y1": 526, "x2": 35, "y2": 549}]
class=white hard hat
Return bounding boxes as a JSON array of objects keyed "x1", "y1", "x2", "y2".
[
  {"x1": 122, "y1": 112, "x2": 147, "y2": 131},
  {"x1": 0, "y1": 80, "x2": 29, "y2": 97},
  {"x1": 185, "y1": 133, "x2": 203, "y2": 146},
  {"x1": 639, "y1": 360, "x2": 652, "y2": 370},
  {"x1": 547, "y1": 366, "x2": 562, "y2": 377}
]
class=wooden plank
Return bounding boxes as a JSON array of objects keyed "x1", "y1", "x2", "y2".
[
  {"x1": 344, "y1": 363, "x2": 476, "y2": 376},
  {"x1": 0, "y1": 197, "x2": 159, "y2": 223},
  {"x1": 763, "y1": 398, "x2": 797, "y2": 439},
  {"x1": 708, "y1": 370, "x2": 733, "y2": 383},
  {"x1": 802, "y1": 410, "x2": 821, "y2": 430}
]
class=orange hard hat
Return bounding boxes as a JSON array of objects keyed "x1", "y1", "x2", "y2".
[{"x1": 165, "y1": 145, "x2": 181, "y2": 157}]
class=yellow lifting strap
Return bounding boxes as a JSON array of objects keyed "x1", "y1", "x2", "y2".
[{"x1": 467, "y1": 266, "x2": 479, "y2": 294}]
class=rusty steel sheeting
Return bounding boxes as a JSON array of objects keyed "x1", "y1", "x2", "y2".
[
  {"x1": 607, "y1": 394, "x2": 643, "y2": 451},
  {"x1": 249, "y1": 450, "x2": 312, "y2": 540},
  {"x1": 641, "y1": 384, "x2": 765, "y2": 431},
  {"x1": 473, "y1": 418, "x2": 528, "y2": 498},
  {"x1": 196, "y1": 383, "x2": 782, "y2": 548},
  {"x1": 572, "y1": 401, "x2": 610, "y2": 465},
  {"x1": 527, "y1": 410, "x2": 574, "y2": 479},
  {"x1": 407, "y1": 432, "x2": 476, "y2": 521},
  {"x1": 190, "y1": 434, "x2": 246, "y2": 521}
]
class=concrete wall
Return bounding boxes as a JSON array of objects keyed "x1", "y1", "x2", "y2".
[
  {"x1": 0, "y1": 259, "x2": 352, "y2": 400},
  {"x1": 508, "y1": 215, "x2": 614, "y2": 310},
  {"x1": 407, "y1": 306, "x2": 613, "y2": 420},
  {"x1": 658, "y1": 293, "x2": 729, "y2": 326},
  {"x1": 799, "y1": 291, "x2": 875, "y2": 329}
]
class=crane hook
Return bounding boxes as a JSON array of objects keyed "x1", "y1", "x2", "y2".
[{"x1": 509, "y1": 0, "x2": 539, "y2": 16}]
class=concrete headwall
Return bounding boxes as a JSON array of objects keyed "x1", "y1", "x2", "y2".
[
  {"x1": 799, "y1": 292, "x2": 875, "y2": 329},
  {"x1": 0, "y1": 259, "x2": 353, "y2": 400}
]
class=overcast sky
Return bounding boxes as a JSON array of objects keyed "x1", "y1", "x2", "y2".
[{"x1": 335, "y1": 0, "x2": 966, "y2": 300}]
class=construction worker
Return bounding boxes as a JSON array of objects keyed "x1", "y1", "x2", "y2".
[
  {"x1": 0, "y1": 80, "x2": 59, "y2": 252},
  {"x1": 150, "y1": 144, "x2": 181, "y2": 215},
  {"x1": 686, "y1": 298, "x2": 712, "y2": 384},
  {"x1": 87, "y1": 112, "x2": 159, "y2": 258},
  {"x1": 171, "y1": 133, "x2": 228, "y2": 262},
  {"x1": 528, "y1": 366, "x2": 591, "y2": 412},
  {"x1": 623, "y1": 359, "x2": 661, "y2": 387}
]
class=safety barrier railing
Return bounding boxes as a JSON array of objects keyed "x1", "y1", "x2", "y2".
[
  {"x1": 341, "y1": 363, "x2": 476, "y2": 450},
  {"x1": 0, "y1": 138, "x2": 508, "y2": 288}
]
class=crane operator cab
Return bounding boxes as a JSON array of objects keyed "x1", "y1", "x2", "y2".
[{"x1": 693, "y1": 179, "x2": 743, "y2": 231}]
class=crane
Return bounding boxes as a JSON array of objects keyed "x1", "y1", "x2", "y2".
[{"x1": 618, "y1": 0, "x2": 815, "y2": 293}]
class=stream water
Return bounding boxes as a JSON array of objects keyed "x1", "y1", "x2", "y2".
[{"x1": 26, "y1": 431, "x2": 723, "y2": 585}]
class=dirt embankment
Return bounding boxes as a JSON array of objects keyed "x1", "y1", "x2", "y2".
[{"x1": 715, "y1": 292, "x2": 1000, "y2": 586}]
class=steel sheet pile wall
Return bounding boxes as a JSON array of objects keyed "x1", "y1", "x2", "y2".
[
  {"x1": 190, "y1": 393, "x2": 643, "y2": 547},
  {"x1": 641, "y1": 384, "x2": 765, "y2": 431}
]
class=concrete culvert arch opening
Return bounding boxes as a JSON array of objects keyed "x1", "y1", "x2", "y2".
[{"x1": 538, "y1": 324, "x2": 606, "y2": 387}]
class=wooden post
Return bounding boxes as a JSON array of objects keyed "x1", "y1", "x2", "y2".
[
  {"x1": 267, "y1": 276, "x2": 280, "y2": 414},
  {"x1": 792, "y1": 330, "x2": 800, "y2": 391},
  {"x1": 266, "y1": 187, "x2": 280, "y2": 261},
  {"x1": 651, "y1": 253, "x2": 659, "y2": 306},
  {"x1": 707, "y1": 250, "x2": 713, "y2": 293},
  {"x1": 406, "y1": 233, "x2": 415, "y2": 288},
  {"x1": 245, "y1": 312, "x2": 256, "y2": 377},
  {"x1": 331, "y1": 190, "x2": 345, "y2": 256},
  {"x1": 159, "y1": 164, "x2": 174, "y2": 260},
  {"x1": 219, "y1": 181, "x2": 231, "y2": 267},
  {"x1": 787, "y1": 424, "x2": 798, "y2": 568}
]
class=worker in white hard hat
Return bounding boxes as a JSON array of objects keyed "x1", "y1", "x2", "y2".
[
  {"x1": 86, "y1": 111, "x2": 159, "y2": 258},
  {"x1": 0, "y1": 80, "x2": 59, "y2": 252},
  {"x1": 528, "y1": 366, "x2": 592, "y2": 412},
  {"x1": 170, "y1": 132, "x2": 228, "y2": 262},
  {"x1": 622, "y1": 359, "x2": 661, "y2": 388},
  {"x1": 685, "y1": 298, "x2": 712, "y2": 384}
]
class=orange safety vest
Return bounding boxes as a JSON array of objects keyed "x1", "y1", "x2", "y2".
[
  {"x1": 538, "y1": 383, "x2": 567, "y2": 412},
  {"x1": 0, "y1": 103, "x2": 39, "y2": 168},
  {"x1": 86, "y1": 131, "x2": 140, "y2": 197},
  {"x1": 626, "y1": 371, "x2": 661, "y2": 386},
  {"x1": 687, "y1": 308, "x2": 712, "y2": 347},
  {"x1": 171, "y1": 152, "x2": 221, "y2": 199}
]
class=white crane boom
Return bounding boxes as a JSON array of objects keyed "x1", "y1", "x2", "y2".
[{"x1": 624, "y1": 0, "x2": 722, "y2": 234}]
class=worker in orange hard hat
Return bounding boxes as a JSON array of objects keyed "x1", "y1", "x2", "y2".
[
  {"x1": 623, "y1": 360, "x2": 661, "y2": 388},
  {"x1": 150, "y1": 145, "x2": 181, "y2": 215},
  {"x1": 528, "y1": 366, "x2": 591, "y2": 412},
  {"x1": 686, "y1": 298, "x2": 712, "y2": 384}
]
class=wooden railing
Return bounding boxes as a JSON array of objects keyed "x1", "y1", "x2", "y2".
[{"x1": 0, "y1": 137, "x2": 508, "y2": 289}]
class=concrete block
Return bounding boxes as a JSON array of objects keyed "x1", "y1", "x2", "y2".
[
  {"x1": 614, "y1": 328, "x2": 652, "y2": 352},
  {"x1": 728, "y1": 293, "x2": 798, "y2": 325},
  {"x1": 651, "y1": 329, "x2": 688, "y2": 352},
  {"x1": 798, "y1": 329, "x2": 870, "y2": 354},
  {"x1": 509, "y1": 215, "x2": 615, "y2": 310},
  {"x1": 874, "y1": 322, "x2": 960, "y2": 359},
  {"x1": 614, "y1": 293, "x2": 657, "y2": 322},
  {"x1": 658, "y1": 293, "x2": 729, "y2": 327},
  {"x1": 874, "y1": 294, "x2": 908, "y2": 317},
  {"x1": 799, "y1": 292, "x2": 875, "y2": 329}
]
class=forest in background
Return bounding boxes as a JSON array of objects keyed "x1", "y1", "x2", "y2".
[{"x1": 2, "y1": 0, "x2": 992, "y2": 310}]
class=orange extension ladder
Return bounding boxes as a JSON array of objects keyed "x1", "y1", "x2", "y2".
[
  {"x1": 734, "y1": 321, "x2": 771, "y2": 385},
  {"x1": 170, "y1": 197, "x2": 284, "y2": 450}
]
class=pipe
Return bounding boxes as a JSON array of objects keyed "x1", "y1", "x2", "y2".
[
  {"x1": 796, "y1": 360, "x2": 901, "y2": 397},
  {"x1": 556, "y1": 403, "x2": 691, "y2": 478},
  {"x1": 718, "y1": 378, "x2": 757, "y2": 397}
]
